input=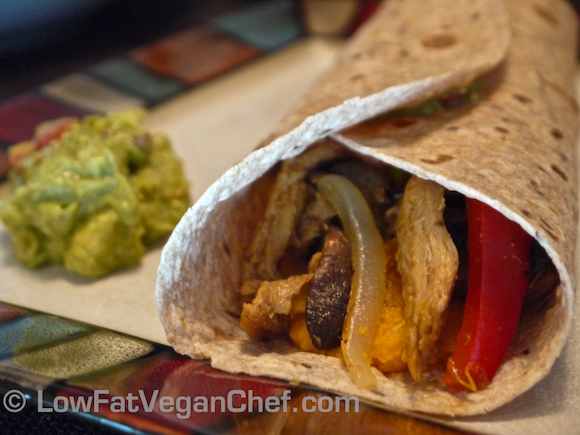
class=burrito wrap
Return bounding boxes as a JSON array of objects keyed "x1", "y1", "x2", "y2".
[{"x1": 156, "y1": 0, "x2": 578, "y2": 416}]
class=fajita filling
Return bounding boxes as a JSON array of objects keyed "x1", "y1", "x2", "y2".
[{"x1": 239, "y1": 138, "x2": 559, "y2": 392}]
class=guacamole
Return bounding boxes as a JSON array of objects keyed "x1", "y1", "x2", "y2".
[{"x1": 0, "y1": 109, "x2": 190, "y2": 277}]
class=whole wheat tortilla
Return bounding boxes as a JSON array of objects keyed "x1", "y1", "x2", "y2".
[{"x1": 155, "y1": 0, "x2": 578, "y2": 416}]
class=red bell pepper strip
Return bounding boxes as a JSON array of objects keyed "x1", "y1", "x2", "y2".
[
  {"x1": 9, "y1": 117, "x2": 78, "y2": 171},
  {"x1": 442, "y1": 198, "x2": 532, "y2": 392},
  {"x1": 34, "y1": 117, "x2": 77, "y2": 150}
]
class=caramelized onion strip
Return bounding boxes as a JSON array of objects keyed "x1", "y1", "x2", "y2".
[{"x1": 315, "y1": 174, "x2": 386, "y2": 389}]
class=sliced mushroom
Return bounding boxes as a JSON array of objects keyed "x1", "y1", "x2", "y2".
[
  {"x1": 306, "y1": 227, "x2": 353, "y2": 350},
  {"x1": 243, "y1": 142, "x2": 345, "y2": 284},
  {"x1": 328, "y1": 160, "x2": 394, "y2": 236},
  {"x1": 524, "y1": 241, "x2": 560, "y2": 312}
]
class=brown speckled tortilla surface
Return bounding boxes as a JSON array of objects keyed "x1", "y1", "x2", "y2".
[{"x1": 156, "y1": 0, "x2": 578, "y2": 416}]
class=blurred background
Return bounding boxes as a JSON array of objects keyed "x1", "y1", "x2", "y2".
[
  {"x1": 0, "y1": 0, "x2": 266, "y2": 100},
  {"x1": 0, "y1": 0, "x2": 578, "y2": 101}
]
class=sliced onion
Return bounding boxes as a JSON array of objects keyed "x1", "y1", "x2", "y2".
[{"x1": 315, "y1": 174, "x2": 386, "y2": 389}]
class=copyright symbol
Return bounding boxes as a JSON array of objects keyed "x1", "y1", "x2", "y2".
[{"x1": 3, "y1": 389, "x2": 26, "y2": 413}]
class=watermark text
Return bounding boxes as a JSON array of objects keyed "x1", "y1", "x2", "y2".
[{"x1": 2, "y1": 389, "x2": 359, "y2": 419}]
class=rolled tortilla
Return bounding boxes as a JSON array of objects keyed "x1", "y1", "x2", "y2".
[{"x1": 155, "y1": 0, "x2": 578, "y2": 416}]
